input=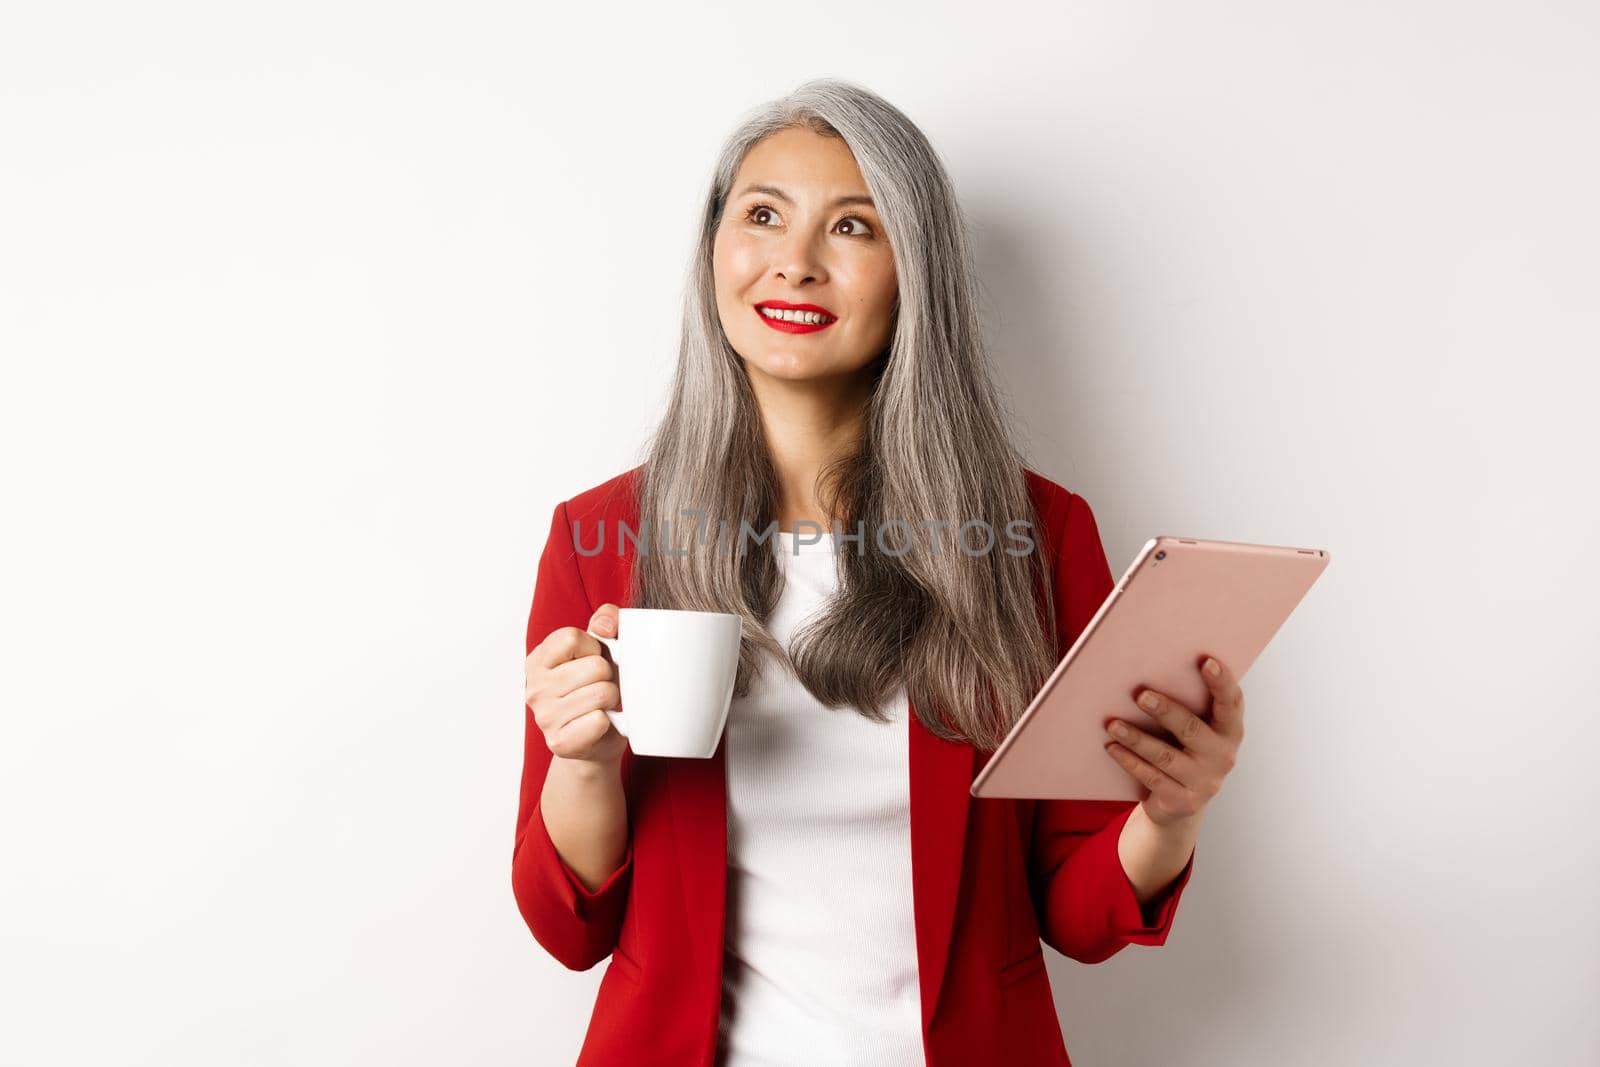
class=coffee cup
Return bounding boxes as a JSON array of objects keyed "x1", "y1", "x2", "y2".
[{"x1": 585, "y1": 608, "x2": 742, "y2": 758}]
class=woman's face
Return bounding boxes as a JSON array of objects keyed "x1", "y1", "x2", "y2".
[{"x1": 712, "y1": 127, "x2": 898, "y2": 385}]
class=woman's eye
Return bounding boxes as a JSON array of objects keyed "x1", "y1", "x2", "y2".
[{"x1": 741, "y1": 203, "x2": 874, "y2": 237}]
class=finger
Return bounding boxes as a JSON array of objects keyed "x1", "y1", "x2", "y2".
[
  {"x1": 527, "y1": 628, "x2": 597, "y2": 711},
  {"x1": 531, "y1": 669, "x2": 612, "y2": 733},
  {"x1": 1104, "y1": 740, "x2": 1184, "y2": 803},
  {"x1": 551, "y1": 707, "x2": 614, "y2": 758},
  {"x1": 1197, "y1": 655, "x2": 1245, "y2": 737},
  {"x1": 528, "y1": 631, "x2": 610, "y2": 725},
  {"x1": 1103, "y1": 718, "x2": 1203, "y2": 790},
  {"x1": 1134, "y1": 687, "x2": 1223, "y2": 757},
  {"x1": 554, "y1": 678, "x2": 621, "y2": 733},
  {"x1": 544, "y1": 652, "x2": 615, "y2": 703},
  {"x1": 588, "y1": 602, "x2": 622, "y2": 638},
  {"x1": 539, "y1": 625, "x2": 604, "y2": 669}
]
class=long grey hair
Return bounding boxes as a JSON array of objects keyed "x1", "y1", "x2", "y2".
[{"x1": 626, "y1": 77, "x2": 1060, "y2": 752}]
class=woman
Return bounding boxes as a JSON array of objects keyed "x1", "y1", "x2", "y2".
[{"x1": 514, "y1": 79, "x2": 1244, "y2": 1067}]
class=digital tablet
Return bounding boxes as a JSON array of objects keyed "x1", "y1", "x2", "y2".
[{"x1": 970, "y1": 535, "x2": 1330, "y2": 801}]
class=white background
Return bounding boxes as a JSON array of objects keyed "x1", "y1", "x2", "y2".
[{"x1": 3, "y1": 2, "x2": 1597, "y2": 1064}]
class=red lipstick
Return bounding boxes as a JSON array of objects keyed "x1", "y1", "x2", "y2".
[{"x1": 754, "y1": 299, "x2": 837, "y2": 334}]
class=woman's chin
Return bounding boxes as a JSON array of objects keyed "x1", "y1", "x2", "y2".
[
  {"x1": 742, "y1": 345, "x2": 882, "y2": 385},
  {"x1": 749, "y1": 351, "x2": 840, "y2": 381}
]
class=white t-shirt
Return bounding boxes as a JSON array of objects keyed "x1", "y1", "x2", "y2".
[{"x1": 715, "y1": 531, "x2": 923, "y2": 1066}]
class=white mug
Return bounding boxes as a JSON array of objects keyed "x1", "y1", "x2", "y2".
[{"x1": 585, "y1": 608, "x2": 743, "y2": 758}]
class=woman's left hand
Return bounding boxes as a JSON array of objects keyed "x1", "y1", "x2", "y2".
[{"x1": 1104, "y1": 655, "x2": 1245, "y2": 829}]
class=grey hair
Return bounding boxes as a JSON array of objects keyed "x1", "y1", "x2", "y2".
[{"x1": 626, "y1": 77, "x2": 1059, "y2": 751}]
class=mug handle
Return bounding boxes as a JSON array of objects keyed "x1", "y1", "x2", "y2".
[{"x1": 585, "y1": 629, "x2": 628, "y2": 738}]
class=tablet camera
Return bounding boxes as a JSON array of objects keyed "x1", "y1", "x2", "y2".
[{"x1": 1155, "y1": 550, "x2": 1166, "y2": 561}]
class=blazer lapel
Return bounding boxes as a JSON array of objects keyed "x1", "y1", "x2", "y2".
[
  {"x1": 667, "y1": 739, "x2": 730, "y2": 998},
  {"x1": 908, "y1": 699, "x2": 976, "y2": 1031}
]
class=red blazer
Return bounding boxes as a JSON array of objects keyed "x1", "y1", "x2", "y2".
[{"x1": 513, "y1": 466, "x2": 1196, "y2": 1066}]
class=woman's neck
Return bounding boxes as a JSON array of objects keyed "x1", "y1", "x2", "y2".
[{"x1": 749, "y1": 371, "x2": 871, "y2": 533}]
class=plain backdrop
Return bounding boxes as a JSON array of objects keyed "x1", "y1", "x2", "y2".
[{"x1": 3, "y1": 2, "x2": 1597, "y2": 1064}]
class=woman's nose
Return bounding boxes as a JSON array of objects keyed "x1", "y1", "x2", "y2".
[{"x1": 771, "y1": 234, "x2": 826, "y2": 284}]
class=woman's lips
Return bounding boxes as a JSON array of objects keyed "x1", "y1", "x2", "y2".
[{"x1": 754, "y1": 305, "x2": 837, "y2": 334}]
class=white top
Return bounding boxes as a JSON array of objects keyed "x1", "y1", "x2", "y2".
[{"x1": 715, "y1": 531, "x2": 923, "y2": 1066}]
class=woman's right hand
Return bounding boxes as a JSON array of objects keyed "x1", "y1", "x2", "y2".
[{"x1": 525, "y1": 603, "x2": 627, "y2": 767}]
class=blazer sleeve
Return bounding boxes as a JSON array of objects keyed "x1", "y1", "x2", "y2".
[
  {"x1": 1027, "y1": 490, "x2": 1196, "y2": 965},
  {"x1": 511, "y1": 498, "x2": 635, "y2": 971}
]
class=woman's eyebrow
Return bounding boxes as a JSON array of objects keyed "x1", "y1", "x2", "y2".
[{"x1": 734, "y1": 183, "x2": 876, "y2": 210}]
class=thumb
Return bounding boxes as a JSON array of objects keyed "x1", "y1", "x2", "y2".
[{"x1": 588, "y1": 603, "x2": 621, "y2": 636}]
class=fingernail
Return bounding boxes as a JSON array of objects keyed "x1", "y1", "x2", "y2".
[
  {"x1": 1138, "y1": 691, "x2": 1160, "y2": 711},
  {"x1": 596, "y1": 618, "x2": 612, "y2": 633},
  {"x1": 1204, "y1": 658, "x2": 1220, "y2": 677}
]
